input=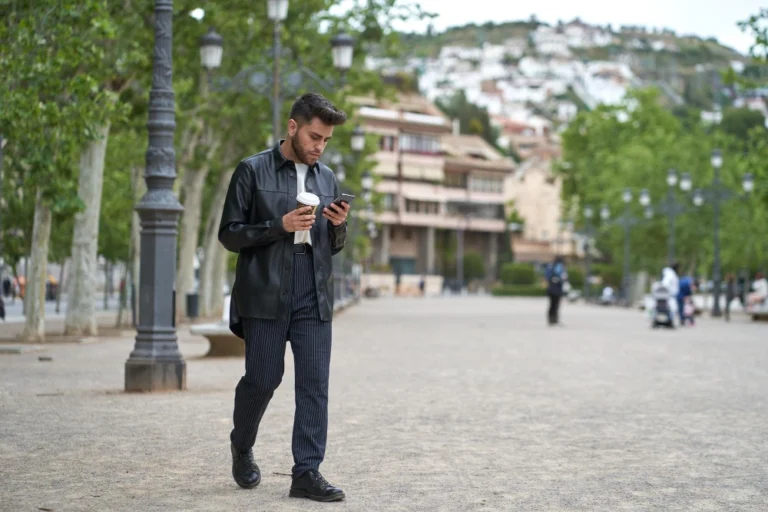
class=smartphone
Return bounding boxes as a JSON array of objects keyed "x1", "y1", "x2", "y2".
[{"x1": 332, "y1": 193, "x2": 355, "y2": 207}]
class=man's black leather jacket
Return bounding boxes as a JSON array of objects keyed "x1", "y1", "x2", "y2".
[{"x1": 218, "y1": 142, "x2": 347, "y2": 338}]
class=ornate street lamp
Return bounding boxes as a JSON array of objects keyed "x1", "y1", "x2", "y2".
[
  {"x1": 267, "y1": 0, "x2": 288, "y2": 21},
  {"x1": 331, "y1": 32, "x2": 355, "y2": 79},
  {"x1": 125, "y1": 0, "x2": 186, "y2": 392},
  {"x1": 199, "y1": 27, "x2": 223, "y2": 71},
  {"x1": 680, "y1": 172, "x2": 692, "y2": 191},
  {"x1": 711, "y1": 148, "x2": 724, "y2": 317},
  {"x1": 350, "y1": 125, "x2": 365, "y2": 153},
  {"x1": 639, "y1": 189, "x2": 650, "y2": 207}
]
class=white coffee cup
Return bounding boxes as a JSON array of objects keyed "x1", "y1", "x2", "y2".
[{"x1": 296, "y1": 192, "x2": 320, "y2": 215}]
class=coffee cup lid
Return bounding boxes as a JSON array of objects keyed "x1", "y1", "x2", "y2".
[{"x1": 297, "y1": 192, "x2": 320, "y2": 206}]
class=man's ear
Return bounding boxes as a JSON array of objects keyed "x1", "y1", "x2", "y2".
[{"x1": 287, "y1": 119, "x2": 298, "y2": 137}]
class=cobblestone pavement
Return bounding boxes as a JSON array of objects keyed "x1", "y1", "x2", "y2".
[{"x1": 1, "y1": 297, "x2": 767, "y2": 511}]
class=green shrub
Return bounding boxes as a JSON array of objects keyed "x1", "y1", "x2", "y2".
[
  {"x1": 463, "y1": 251, "x2": 486, "y2": 281},
  {"x1": 500, "y1": 263, "x2": 536, "y2": 285},
  {"x1": 491, "y1": 285, "x2": 547, "y2": 297},
  {"x1": 566, "y1": 267, "x2": 584, "y2": 289}
]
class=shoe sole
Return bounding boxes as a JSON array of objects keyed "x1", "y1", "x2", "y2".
[
  {"x1": 233, "y1": 469, "x2": 261, "y2": 489},
  {"x1": 289, "y1": 489, "x2": 345, "y2": 502}
]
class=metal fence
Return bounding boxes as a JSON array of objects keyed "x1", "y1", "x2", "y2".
[{"x1": 332, "y1": 255, "x2": 361, "y2": 312}]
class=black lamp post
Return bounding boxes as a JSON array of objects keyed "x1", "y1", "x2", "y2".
[
  {"x1": 267, "y1": 0, "x2": 289, "y2": 144},
  {"x1": 664, "y1": 169, "x2": 692, "y2": 264},
  {"x1": 0, "y1": 134, "x2": 5, "y2": 300},
  {"x1": 583, "y1": 205, "x2": 594, "y2": 300},
  {"x1": 710, "y1": 149, "x2": 724, "y2": 316},
  {"x1": 360, "y1": 169, "x2": 375, "y2": 272},
  {"x1": 205, "y1": 4, "x2": 354, "y2": 145},
  {"x1": 125, "y1": 0, "x2": 186, "y2": 392}
]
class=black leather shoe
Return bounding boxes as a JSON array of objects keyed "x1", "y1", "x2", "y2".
[
  {"x1": 289, "y1": 470, "x2": 345, "y2": 502},
  {"x1": 231, "y1": 444, "x2": 261, "y2": 489}
]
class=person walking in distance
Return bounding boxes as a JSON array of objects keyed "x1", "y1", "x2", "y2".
[
  {"x1": 219, "y1": 93, "x2": 351, "y2": 502},
  {"x1": 545, "y1": 256, "x2": 567, "y2": 325}
]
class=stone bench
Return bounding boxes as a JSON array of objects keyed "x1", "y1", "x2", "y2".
[
  {"x1": 190, "y1": 293, "x2": 361, "y2": 357},
  {"x1": 190, "y1": 296, "x2": 245, "y2": 357}
]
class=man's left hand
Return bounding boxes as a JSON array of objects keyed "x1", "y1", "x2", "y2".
[{"x1": 323, "y1": 201, "x2": 350, "y2": 227}]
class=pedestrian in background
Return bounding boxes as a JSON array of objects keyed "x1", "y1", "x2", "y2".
[
  {"x1": 725, "y1": 273, "x2": 736, "y2": 321},
  {"x1": 546, "y1": 256, "x2": 567, "y2": 326}
]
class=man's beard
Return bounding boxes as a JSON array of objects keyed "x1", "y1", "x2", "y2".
[{"x1": 290, "y1": 136, "x2": 311, "y2": 166}]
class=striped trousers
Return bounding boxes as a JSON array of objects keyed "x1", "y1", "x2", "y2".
[{"x1": 230, "y1": 250, "x2": 333, "y2": 478}]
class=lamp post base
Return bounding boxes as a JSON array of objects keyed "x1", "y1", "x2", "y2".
[{"x1": 125, "y1": 359, "x2": 186, "y2": 392}]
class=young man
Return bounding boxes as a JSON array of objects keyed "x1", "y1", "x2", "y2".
[{"x1": 218, "y1": 93, "x2": 351, "y2": 502}]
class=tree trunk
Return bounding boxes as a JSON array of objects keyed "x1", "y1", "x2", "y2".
[
  {"x1": 21, "y1": 190, "x2": 52, "y2": 342},
  {"x1": 211, "y1": 242, "x2": 229, "y2": 319},
  {"x1": 199, "y1": 169, "x2": 232, "y2": 317},
  {"x1": 103, "y1": 260, "x2": 110, "y2": 311},
  {"x1": 64, "y1": 122, "x2": 110, "y2": 336},
  {"x1": 55, "y1": 260, "x2": 66, "y2": 314},
  {"x1": 130, "y1": 165, "x2": 144, "y2": 327},
  {"x1": 175, "y1": 167, "x2": 208, "y2": 322},
  {"x1": 116, "y1": 260, "x2": 129, "y2": 328}
]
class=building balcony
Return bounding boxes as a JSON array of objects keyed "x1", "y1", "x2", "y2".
[
  {"x1": 372, "y1": 151, "x2": 445, "y2": 182},
  {"x1": 371, "y1": 210, "x2": 506, "y2": 233}
]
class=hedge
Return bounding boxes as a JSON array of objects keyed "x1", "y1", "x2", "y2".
[
  {"x1": 499, "y1": 263, "x2": 536, "y2": 285},
  {"x1": 491, "y1": 285, "x2": 548, "y2": 297}
]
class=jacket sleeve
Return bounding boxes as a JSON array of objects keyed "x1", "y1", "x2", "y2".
[
  {"x1": 218, "y1": 161, "x2": 289, "y2": 252},
  {"x1": 328, "y1": 173, "x2": 347, "y2": 255}
]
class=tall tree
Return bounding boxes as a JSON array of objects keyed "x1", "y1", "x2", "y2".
[
  {"x1": 0, "y1": 1, "x2": 115, "y2": 341},
  {"x1": 557, "y1": 87, "x2": 768, "y2": 276},
  {"x1": 436, "y1": 90, "x2": 505, "y2": 153},
  {"x1": 64, "y1": 0, "x2": 151, "y2": 335}
]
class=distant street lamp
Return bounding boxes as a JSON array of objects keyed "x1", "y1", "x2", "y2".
[
  {"x1": 710, "y1": 149, "x2": 724, "y2": 317},
  {"x1": 691, "y1": 149, "x2": 750, "y2": 317},
  {"x1": 199, "y1": 26, "x2": 223, "y2": 88},
  {"x1": 203, "y1": 7, "x2": 356, "y2": 145},
  {"x1": 330, "y1": 33, "x2": 355, "y2": 79},
  {"x1": 350, "y1": 125, "x2": 365, "y2": 153},
  {"x1": 199, "y1": 26, "x2": 224, "y2": 71},
  {"x1": 0, "y1": 134, "x2": 5, "y2": 300},
  {"x1": 583, "y1": 205, "x2": 594, "y2": 300}
]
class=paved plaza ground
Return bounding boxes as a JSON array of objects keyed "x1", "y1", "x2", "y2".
[{"x1": 1, "y1": 297, "x2": 767, "y2": 511}]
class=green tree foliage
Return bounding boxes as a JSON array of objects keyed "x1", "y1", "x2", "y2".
[
  {"x1": 436, "y1": 90, "x2": 505, "y2": 153},
  {"x1": 557, "y1": 87, "x2": 768, "y2": 277},
  {"x1": 720, "y1": 107, "x2": 767, "y2": 141},
  {"x1": 739, "y1": 8, "x2": 768, "y2": 62}
]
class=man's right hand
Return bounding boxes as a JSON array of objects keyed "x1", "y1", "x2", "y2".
[{"x1": 282, "y1": 207, "x2": 316, "y2": 233}]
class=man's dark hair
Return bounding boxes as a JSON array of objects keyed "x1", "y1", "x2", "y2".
[
  {"x1": 289, "y1": 92, "x2": 347, "y2": 126},
  {"x1": 671, "y1": 262, "x2": 680, "y2": 274}
]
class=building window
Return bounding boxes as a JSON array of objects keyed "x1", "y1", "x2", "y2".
[
  {"x1": 406, "y1": 199, "x2": 440, "y2": 214},
  {"x1": 444, "y1": 172, "x2": 467, "y2": 189},
  {"x1": 382, "y1": 193, "x2": 396, "y2": 211},
  {"x1": 469, "y1": 176, "x2": 503, "y2": 193},
  {"x1": 399, "y1": 133, "x2": 441, "y2": 154},
  {"x1": 379, "y1": 135, "x2": 396, "y2": 151},
  {"x1": 446, "y1": 203, "x2": 504, "y2": 219}
]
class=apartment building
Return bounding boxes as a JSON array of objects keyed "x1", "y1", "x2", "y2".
[
  {"x1": 353, "y1": 93, "x2": 515, "y2": 280},
  {"x1": 505, "y1": 152, "x2": 577, "y2": 263}
]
